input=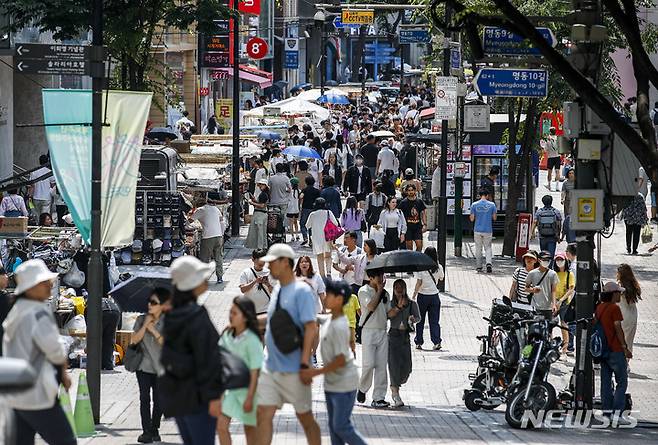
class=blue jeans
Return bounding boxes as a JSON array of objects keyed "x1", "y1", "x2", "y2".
[
  {"x1": 415, "y1": 293, "x2": 442, "y2": 346},
  {"x1": 600, "y1": 351, "x2": 628, "y2": 413},
  {"x1": 300, "y1": 208, "x2": 313, "y2": 241},
  {"x1": 325, "y1": 391, "x2": 367, "y2": 445},
  {"x1": 539, "y1": 237, "x2": 557, "y2": 258},
  {"x1": 175, "y1": 408, "x2": 217, "y2": 445}
]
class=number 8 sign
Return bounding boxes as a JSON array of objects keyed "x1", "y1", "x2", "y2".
[{"x1": 246, "y1": 37, "x2": 268, "y2": 60}]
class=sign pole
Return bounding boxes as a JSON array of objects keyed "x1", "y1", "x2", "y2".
[
  {"x1": 231, "y1": 2, "x2": 240, "y2": 236},
  {"x1": 399, "y1": 44, "x2": 404, "y2": 96},
  {"x1": 438, "y1": 7, "x2": 451, "y2": 292}
]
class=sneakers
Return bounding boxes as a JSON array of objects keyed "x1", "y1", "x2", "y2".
[
  {"x1": 137, "y1": 433, "x2": 153, "y2": 444},
  {"x1": 216, "y1": 277, "x2": 223, "y2": 284},
  {"x1": 486, "y1": 264, "x2": 492, "y2": 273},
  {"x1": 433, "y1": 343, "x2": 442, "y2": 351},
  {"x1": 415, "y1": 344, "x2": 423, "y2": 350},
  {"x1": 371, "y1": 400, "x2": 390, "y2": 408},
  {"x1": 392, "y1": 394, "x2": 405, "y2": 408},
  {"x1": 357, "y1": 390, "x2": 366, "y2": 403}
]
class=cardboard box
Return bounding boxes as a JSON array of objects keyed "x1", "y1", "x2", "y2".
[
  {"x1": 115, "y1": 330, "x2": 133, "y2": 355},
  {"x1": 0, "y1": 217, "x2": 28, "y2": 236}
]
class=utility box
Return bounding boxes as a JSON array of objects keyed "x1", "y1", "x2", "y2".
[
  {"x1": 598, "y1": 130, "x2": 642, "y2": 203},
  {"x1": 563, "y1": 101, "x2": 581, "y2": 138}
]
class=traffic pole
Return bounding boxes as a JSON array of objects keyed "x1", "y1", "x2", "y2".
[
  {"x1": 87, "y1": 0, "x2": 104, "y2": 424},
  {"x1": 231, "y1": 2, "x2": 240, "y2": 237}
]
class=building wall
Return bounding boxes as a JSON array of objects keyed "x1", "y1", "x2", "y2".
[{"x1": 0, "y1": 56, "x2": 13, "y2": 180}]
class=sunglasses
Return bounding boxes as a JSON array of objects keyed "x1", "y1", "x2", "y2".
[{"x1": 148, "y1": 299, "x2": 160, "y2": 305}]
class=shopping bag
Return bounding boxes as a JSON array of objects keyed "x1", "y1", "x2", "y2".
[{"x1": 641, "y1": 224, "x2": 653, "y2": 244}]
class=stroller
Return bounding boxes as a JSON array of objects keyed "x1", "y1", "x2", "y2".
[{"x1": 266, "y1": 205, "x2": 285, "y2": 246}]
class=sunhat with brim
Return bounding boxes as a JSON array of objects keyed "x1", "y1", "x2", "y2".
[
  {"x1": 554, "y1": 252, "x2": 567, "y2": 260},
  {"x1": 261, "y1": 243, "x2": 295, "y2": 262},
  {"x1": 170, "y1": 255, "x2": 215, "y2": 292},
  {"x1": 522, "y1": 251, "x2": 537, "y2": 260},
  {"x1": 14, "y1": 259, "x2": 58, "y2": 295},
  {"x1": 602, "y1": 282, "x2": 625, "y2": 294}
]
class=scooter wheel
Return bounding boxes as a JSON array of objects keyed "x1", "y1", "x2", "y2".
[{"x1": 464, "y1": 391, "x2": 482, "y2": 411}]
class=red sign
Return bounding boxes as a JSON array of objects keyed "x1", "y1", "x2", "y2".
[
  {"x1": 239, "y1": 0, "x2": 261, "y2": 15},
  {"x1": 210, "y1": 70, "x2": 230, "y2": 80},
  {"x1": 199, "y1": 87, "x2": 209, "y2": 96},
  {"x1": 246, "y1": 37, "x2": 268, "y2": 60}
]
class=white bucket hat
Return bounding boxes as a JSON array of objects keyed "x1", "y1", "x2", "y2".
[
  {"x1": 170, "y1": 255, "x2": 215, "y2": 292},
  {"x1": 14, "y1": 259, "x2": 58, "y2": 295}
]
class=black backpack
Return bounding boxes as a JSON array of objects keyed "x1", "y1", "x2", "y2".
[
  {"x1": 269, "y1": 288, "x2": 302, "y2": 354},
  {"x1": 537, "y1": 208, "x2": 559, "y2": 238}
]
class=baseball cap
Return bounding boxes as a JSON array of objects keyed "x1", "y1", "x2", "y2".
[
  {"x1": 554, "y1": 252, "x2": 566, "y2": 260},
  {"x1": 170, "y1": 255, "x2": 215, "y2": 292},
  {"x1": 261, "y1": 243, "x2": 295, "y2": 262},
  {"x1": 405, "y1": 168, "x2": 414, "y2": 176},
  {"x1": 603, "y1": 282, "x2": 625, "y2": 293},
  {"x1": 538, "y1": 250, "x2": 552, "y2": 260},
  {"x1": 152, "y1": 239, "x2": 163, "y2": 253}
]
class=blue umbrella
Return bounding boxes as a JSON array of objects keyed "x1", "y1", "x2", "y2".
[
  {"x1": 257, "y1": 130, "x2": 281, "y2": 140},
  {"x1": 318, "y1": 94, "x2": 350, "y2": 105},
  {"x1": 283, "y1": 145, "x2": 322, "y2": 160}
]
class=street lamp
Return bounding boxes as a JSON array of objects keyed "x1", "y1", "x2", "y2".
[{"x1": 314, "y1": 10, "x2": 327, "y2": 95}]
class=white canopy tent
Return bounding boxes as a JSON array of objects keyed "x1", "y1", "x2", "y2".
[
  {"x1": 243, "y1": 97, "x2": 331, "y2": 122},
  {"x1": 295, "y1": 88, "x2": 349, "y2": 102}
]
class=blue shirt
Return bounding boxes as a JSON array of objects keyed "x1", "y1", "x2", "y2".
[
  {"x1": 470, "y1": 199, "x2": 497, "y2": 233},
  {"x1": 264, "y1": 281, "x2": 317, "y2": 373}
]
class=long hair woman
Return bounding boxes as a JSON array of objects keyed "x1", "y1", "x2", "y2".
[
  {"x1": 617, "y1": 263, "x2": 641, "y2": 363},
  {"x1": 377, "y1": 196, "x2": 406, "y2": 252},
  {"x1": 553, "y1": 252, "x2": 575, "y2": 354},
  {"x1": 412, "y1": 247, "x2": 445, "y2": 351},
  {"x1": 295, "y1": 256, "x2": 326, "y2": 366}
]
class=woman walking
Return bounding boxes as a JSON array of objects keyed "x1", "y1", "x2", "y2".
[
  {"x1": 621, "y1": 192, "x2": 648, "y2": 255},
  {"x1": 377, "y1": 196, "x2": 406, "y2": 252},
  {"x1": 554, "y1": 253, "x2": 575, "y2": 354},
  {"x1": 295, "y1": 255, "x2": 326, "y2": 366},
  {"x1": 509, "y1": 251, "x2": 538, "y2": 305},
  {"x1": 387, "y1": 279, "x2": 420, "y2": 408},
  {"x1": 617, "y1": 263, "x2": 641, "y2": 364},
  {"x1": 131, "y1": 288, "x2": 172, "y2": 443},
  {"x1": 2, "y1": 259, "x2": 77, "y2": 445},
  {"x1": 305, "y1": 197, "x2": 339, "y2": 277},
  {"x1": 160, "y1": 256, "x2": 224, "y2": 445},
  {"x1": 216, "y1": 297, "x2": 263, "y2": 445},
  {"x1": 245, "y1": 180, "x2": 269, "y2": 249},
  {"x1": 340, "y1": 196, "x2": 365, "y2": 247},
  {"x1": 287, "y1": 177, "x2": 301, "y2": 242},
  {"x1": 412, "y1": 247, "x2": 444, "y2": 351},
  {"x1": 322, "y1": 153, "x2": 343, "y2": 190}
]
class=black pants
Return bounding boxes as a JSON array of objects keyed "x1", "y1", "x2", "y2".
[
  {"x1": 625, "y1": 223, "x2": 641, "y2": 253},
  {"x1": 15, "y1": 402, "x2": 77, "y2": 445},
  {"x1": 102, "y1": 309, "x2": 120, "y2": 369},
  {"x1": 136, "y1": 370, "x2": 162, "y2": 434}
]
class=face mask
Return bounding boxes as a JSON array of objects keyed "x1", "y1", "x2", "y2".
[
  {"x1": 540, "y1": 260, "x2": 551, "y2": 268},
  {"x1": 555, "y1": 260, "x2": 565, "y2": 268}
]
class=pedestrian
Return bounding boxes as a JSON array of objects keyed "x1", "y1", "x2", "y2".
[
  {"x1": 360, "y1": 134, "x2": 379, "y2": 180},
  {"x1": 256, "y1": 244, "x2": 322, "y2": 445},
  {"x1": 193, "y1": 198, "x2": 225, "y2": 284},
  {"x1": 239, "y1": 249, "x2": 274, "y2": 316},
  {"x1": 300, "y1": 278, "x2": 367, "y2": 445},
  {"x1": 216, "y1": 296, "x2": 263, "y2": 445},
  {"x1": 295, "y1": 160, "x2": 311, "y2": 188},
  {"x1": 596, "y1": 282, "x2": 632, "y2": 417},
  {"x1": 532, "y1": 194, "x2": 562, "y2": 258},
  {"x1": 305, "y1": 197, "x2": 339, "y2": 278},
  {"x1": 616, "y1": 264, "x2": 641, "y2": 363},
  {"x1": 295, "y1": 255, "x2": 327, "y2": 315},
  {"x1": 245, "y1": 180, "x2": 269, "y2": 250},
  {"x1": 400, "y1": 168, "x2": 422, "y2": 198},
  {"x1": 2, "y1": 259, "x2": 77, "y2": 445},
  {"x1": 377, "y1": 196, "x2": 407, "y2": 252},
  {"x1": 204, "y1": 115, "x2": 218, "y2": 135},
  {"x1": 160, "y1": 256, "x2": 224, "y2": 445},
  {"x1": 332, "y1": 231, "x2": 367, "y2": 295},
  {"x1": 251, "y1": 159, "x2": 268, "y2": 202},
  {"x1": 387, "y1": 279, "x2": 420, "y2": 408},
  {"x1": 398, "y1": 184, "x2": 427, "y2": 251},
  {"x1": 343, "y1": 154, "x2": 372, "y2": 206},
  {"x1": 379, "y1": 170, "x2": 396, "y2": 198},
  {"x1": 544, "y1": 127, "x2": 562, "y2": 190},
  {"x1": 561, "y1": 168, "x2": 576, "y2": 215},
  {"x1": 525, "y1": 251, "x2": 559, "y2": 320},
  {"x1": 39, "y1": 212, "x2": 53, "y2": 227},
  {"x1": 0, "y1": 188, "x2": 29, "y2": 217},
  {"x1": 130, "y1": 288, "x2": 171, "y2": 443},
  {"x1": 29, "y1": 154, "x2": 53, "y2": 221},
  {"x1": 268, "y1": 163, "x2": 292, "y2": 225},
  {"x1": 0, "y1": 266, "x2": 10, "y2": 356},
  {"x1": 479, "y1": 166, "x2": 499, "y2": 203},
  {"x1": 412, "y1": 246, "x2": 444, "y2": 351},
  {"x1": 376, "y1": 140, "x2": 397, "y2": 178},
  {"x1": 287, "y1": 177, "x2": 301, "y2": 242},
  {"x1": 553, "y1": 252, "x2": 575, "y2": 354},
  {"x1": 621, "y1": 192, "x2": 648, "y2": 255},
  {"x1": 322, "y1": 152, "x2": 343, "y2": 189},
  {"x1": 469, "y1": 189, "x2": 497, "y2": 273},
  {"x1": 340, "y1": 197, "x2": 365, "y2": 246},
  {"x1": 356, "y1": 269, "x2": 391, "y2": 408},
  {"x1": 509, "y1": 251, "x2": 538, "y2": 305},
  {"x1": 300, "y1": 176, "x2": 321, "y2": 247},
  {"x1": 321, "y1": 176, "x2": 343, "y2": 219},
  {"x1": 364, "y1": 181, "x2": 386, "y2": 231}
]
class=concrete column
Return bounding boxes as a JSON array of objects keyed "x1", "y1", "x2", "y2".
[{"x1": 0, "y1": 56, "x2": 13, "y2": 180}]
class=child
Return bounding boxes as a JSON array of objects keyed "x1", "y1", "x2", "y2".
[
  {"x1": 287, "y1": 177, "x2": 301, "y2": 242},
  {"x1": 216, "y1": 296, "x2": 263, "y2": 445},
  {"x1": 300, "y1": 278, "x2": 367, "y2": 445},
  {"x1": 368, "y1": 224, "x2": 385, "y2": 254},
  {"x1": 342, "y1": 293, "x2": 361, "y2": 358}
]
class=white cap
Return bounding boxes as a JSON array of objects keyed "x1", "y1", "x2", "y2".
[
  {"x1": 170, "y1": 255, "x2": 215, "y2": 292},
  {"x1": 14, "y1": 259, "x2": 58, "y2": 295},
  {"x1": 261, "y1": 243, "x2": 296, "y2": 262},
  {"x1": 405, "y1": 168, "x2": 414, "y2": 175},
  {"x1": 603, "y1": 282, "x2": 625, "y2": 293},
  {"x1": 257, "y1": 179, "x2": 269, "y2": 186},
  {"x1": 152, "y1": 239, "x2": 163, "y2": 252}
]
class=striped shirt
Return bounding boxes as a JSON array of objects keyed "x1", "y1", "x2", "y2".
[{"x1": 512, "y1": 267, "x2": 532, "y2": 304}]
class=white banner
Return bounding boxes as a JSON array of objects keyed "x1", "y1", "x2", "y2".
[{"x1": 435, "y1": 76, "x2": 458, "y2": 121}]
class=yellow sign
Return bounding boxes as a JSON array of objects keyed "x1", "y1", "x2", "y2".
[
  {"x1": 215, "y1": 99, "x2": 233, "y2": 132},
  {"x1": 341, "y1": 9, "x2": 374, "y2": 25},
  {"x1": 577, "y1": 197, "x2": 597, "y2": 223}
]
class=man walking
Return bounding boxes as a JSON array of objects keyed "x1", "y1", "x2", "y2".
[
  {"x1": 357, "y1": 270, "x2": 391, "y2": 408},
  {"x1": 268, "y1": 163, "x2": 292, "y2": 226},
  {"x1": 525, "y1": 251, "x2": 559, "y2": 319},
  {"x1": 398, "y1": 184, "x2": 427, "y2": 251},
  {"x1": 344, "y1": 154, "x2": 372, "y2": 205},
  {"x1": 257, "y1": 244, "x2": 321, "y2": 445},
  {"x1": 333, "y1": 232, "x2": 366, "y2": 295},
  {"x1": 29, "y1": 154, "x2": 53, "y2": 220},
  {"x1": 544, "y1": 127, "x2": 562, "y2": 190},
  {"x1": 375, "y1": 140, "x2": 397, "y2": 178},
  {"x1": 469, "y1": 189, "x2": 497, "y2": 273},
  {"x1": 532, "y1": 194, "x2": 562, "y2": 258},
  {"x1": 360, "y1": 134, "x2": 379, "y2": 180},
  {"x1": 239, "y1": 248, "x2": 274, "y2": 315},
  {"x1": 192, "y1": 198, "x2": 225, "y2": 283}
]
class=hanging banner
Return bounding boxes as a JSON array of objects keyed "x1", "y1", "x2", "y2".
[{"x1": 42, "y1": 89, "x2": 153, "y2": 247}]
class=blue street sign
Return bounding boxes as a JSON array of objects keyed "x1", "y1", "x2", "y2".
[
  {"x1": 365, "y1": 43, "x2": 395, "y2": 50},
  {"x1": 399, "y1": 29, "x2": 431, "y2": 44},
  {"x1": 364, "y1": 56, "x2": 394, "y2": 64},
  {"x1": 450, "y1": 44, "x2": 461, "y2": 71},
  {"x1": 473, "y1": 68, "x2": 548, "y2": 97},
  {"x1": 333, "y1": 16, "x2": 360, "y2": 29},
  {"x1": 284, "y1": 51, "x2": 299, "y2": 69},
  {"x1": 482, "y1": 26, "x2": 556, "y2": 56},
  {"x1": 365, "y1": 48, "x2": 396, "y2": 54}
]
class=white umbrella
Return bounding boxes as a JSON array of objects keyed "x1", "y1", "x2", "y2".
[
  {"x1": 370, "y1": 130, "x2": 395, "y2": 138},
  {"x1": 243, "y1": 97, "x2": 330, "y2": 121},
  {"x1": 296, "y1": 88, "x2": 348, "y2": 102}
]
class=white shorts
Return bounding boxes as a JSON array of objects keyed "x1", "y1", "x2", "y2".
[{"x1": 257, "y1": 369, "x2": 313, "y2": 414}]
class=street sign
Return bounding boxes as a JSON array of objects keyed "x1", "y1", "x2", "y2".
[
  {"x1": 238, "y1": 0, "x2": 261, "y2": 15},
  {"x1": 473, "y1": 68, "x2": 548, "y2": 98},
  {"x1": 333, "y1": 16, "x2": 360, "y2": 29},
  {"x1": 450, "y1": 42, "x2": 461, "y2": 72},
  {"x1": 341, "y1": 9, "x2": 374, "y2": 25},
  {"x1": 464, "y1": 104, "x2": 491, "y2": 132},
  {"x1": 364, "y1": 56, "x2": 394, "y2": 64},
  {"x1": 201, "y1": 35, "x2": 229, "y2": 53},
  {"x1": 399, "y1": 29, "x2": 431, "y2": 44},
  {"x1": 201, "y1": 52, "x2": 231, "y2": 68},
  {"x1": 435, "y1": 76, "x2": 458, "y2": 120},
  {"x1": 14, "y1": 43, "x2": 87, "y2": 76},
  {"x1": 246, "y1": 37, "x2": 268, "y2": 60},
  {"x1": 284, "y1": 38, "x2": 299, "y2": 69},
  {"x1": 482, "y1": 26, "x2": 556, "y2": 56}
]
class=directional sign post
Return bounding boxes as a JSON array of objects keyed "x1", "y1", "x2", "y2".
[
  {"x1": 399, "y1": 29, "x2": 431, "y2": 44},
  {"x1": 341, "y1": 9, "x2": 374, "y2": 25},
  {"x1": 333, "y1": 16, "x2": 360, "y2": 30},
  {"x1": 474, "y1": 68, "x2": 548, "y2": 97},
  {"x1": 482, "y1": 26, "x2": 556, "y2": 56},
  {"x1": 14, "y1": 43, "x2": 87, "y2": 76}
]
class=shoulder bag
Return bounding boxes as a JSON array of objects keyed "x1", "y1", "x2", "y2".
[
  {"x1": 218, "y1": 340, "x2": 251, "y2": 390},
  {"x1": 123, "y1": 343, "x2": 144, "y2": 372},
  {"x1": 269, "y1": 288, "x2": 303, "y2": 354},
  {"x1": 324, "y1": 210, "x2": 344, "y2": 241}
]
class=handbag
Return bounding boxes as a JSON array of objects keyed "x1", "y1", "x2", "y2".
[
  {"x1": 641, "y1": 224, "x2": 653, "y2": 243},
  {"x1": 123, "y1": 344, "x2": 144, "y2": 372},
  {"x1": 324, "y1": 210, "x2": 344, "y2": 241},
  {"x1": 218, "y1": 344, "x2": 251, "y2": 390}
]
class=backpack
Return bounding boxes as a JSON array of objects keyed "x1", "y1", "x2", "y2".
[
  {"x1": 537, "y1": 208, "x2": 559, "y2": 238},
  {"x1": 365, "y1": 194, "x2": 384, "y2": 225},
  {"x1": 590, "y1": 304, "x2": 612, "y2": 363},
  {"x1": 269, "y1": 287, "x2": 303, "y2": 354}
]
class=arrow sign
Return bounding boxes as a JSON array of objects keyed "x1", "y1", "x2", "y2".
[
  {"x1": 14, "y1": 43, "x2": 88, "y2": 76},
  {"x1": 474, "y1": 68, "x2": 548, "y2": 98},
  {"x1": 482, "y1": 26, "x2": 556, "y2": 56}
]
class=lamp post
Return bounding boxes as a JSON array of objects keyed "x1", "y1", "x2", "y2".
[{"x1": 314, "y1": 11, "x2": 327, "y2": 95}]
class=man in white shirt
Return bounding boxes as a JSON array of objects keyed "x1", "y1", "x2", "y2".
[
  {"x1": 175, "y1": 110, "x2": 194, "y2": 137},
  {"x1": 192, "y1": 198, "x2": 224, "y2": 283},
  {"x1": 29, "y1": 154, "x2": 54, "y2": 220},
  {"x1": 239, "y1": 249, "x2": 275, "y2": 314},
  {"x1": 332, "y1": 232, "x2": 366, "y2": 295},
  {"x1": 376, "y1": 141, "x2": 397, "y2": 176}
]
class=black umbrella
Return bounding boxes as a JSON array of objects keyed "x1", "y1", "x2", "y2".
[
  {"x1": 273, "y1": 80, "x2": 289, "y2": 90},
  {"x1": 109, "y1": 271, "x2": 172, "y2": 313},
  {"x1": 365, "y1": 250, "x2": 437, "y2": 274},
  {"x1": 146, "y1": 127, "x2": 178, "y2": 142}
]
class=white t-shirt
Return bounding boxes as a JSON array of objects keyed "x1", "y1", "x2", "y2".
[
  {"x1": 369, "y1": 226, "x2": 385, "y2": 248},
  {"x1": 299, "y1": 274, "x2": 326, "y2": 313},
  {"x1": 413, "y1": 268, "x2": 444, "y2": 295},
  {"x1": 320, "y1": 315, "x2": 359, "y2": 392},
  {"x1": 192, "y1": 205, "x2": 223, "y2": 239},
  {"x1": 239, "y1": 267, "x2": 273, "y2": 314},
  {"x1": 377, "y1": 148, "x2": 396, "y2": 174},
  {"x1": 30, "y1": 167, "x2": 53, "y2": 201},
  {"x1": 287, "y1": 189, "x2": 300, "y2": 214}
]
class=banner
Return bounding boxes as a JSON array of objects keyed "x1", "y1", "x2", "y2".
[{"x1": 42, "y1": 90, "x2": 152, "y2": 247}]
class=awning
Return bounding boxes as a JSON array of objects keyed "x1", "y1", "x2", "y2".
[{"x1": 217, "y1": 67, "x2": 272, "y2": 88}]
